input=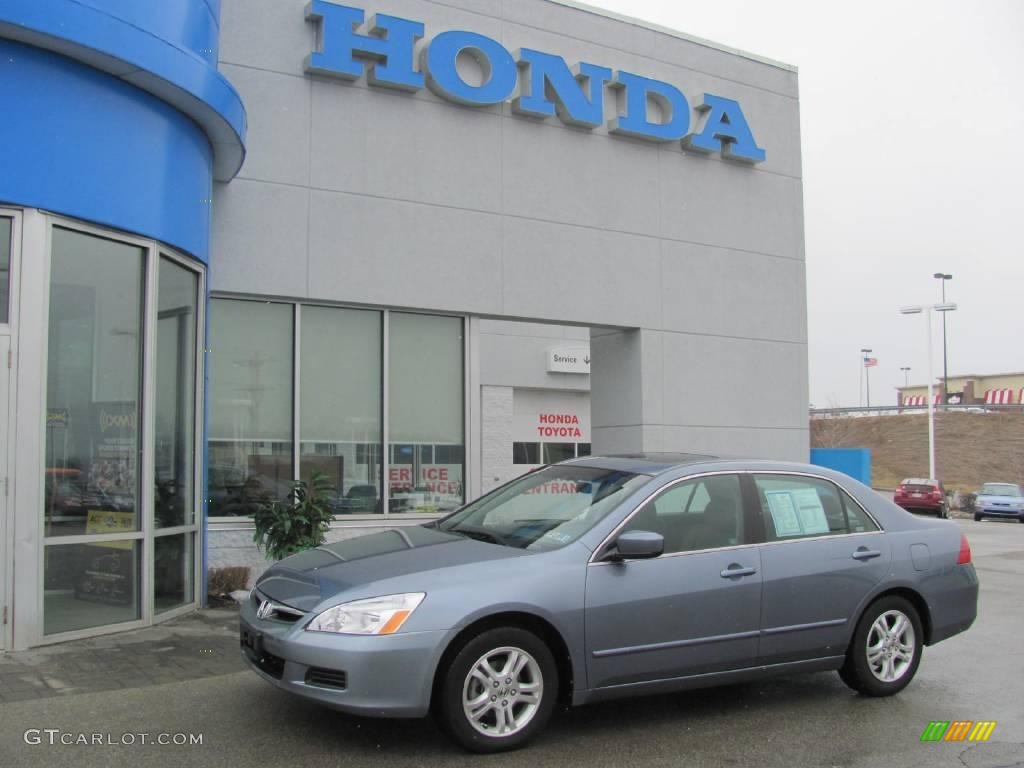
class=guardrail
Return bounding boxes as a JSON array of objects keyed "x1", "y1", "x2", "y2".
[{"x1": 810, "y1": 404, "x2": 1024, "y2": 418}]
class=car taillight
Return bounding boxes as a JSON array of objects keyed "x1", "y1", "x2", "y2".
[
  {"x1": 895, "y1": 485, "x2": 905, "y2": 496},
  {"x1": 957, "y1": 534, "x2": 972, "y2": 565}
]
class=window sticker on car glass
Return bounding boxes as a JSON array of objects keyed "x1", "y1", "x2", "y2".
[
  {"x1": 790, "y1": 488, "x2": 830, "y2": 535},
  {"x1": 765, "y1": 491, "x2": 802, "y2": 537}
]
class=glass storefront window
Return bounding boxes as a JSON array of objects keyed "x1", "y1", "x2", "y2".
[
  {"x1": 155, "y1": 257, "x2": 199, "y2": 528},
  {"x1": 44, "y1": 227, "x2": 145, "y2": 537},
  {"x1": 208, "y1": 300, "x2": 293, "y2": 517},
  {"x1": 0, "y1": 217, "x2": 10, "y2": 322},
  {"x1": 154, "y1": 534, "x2": 194, "y2": 613},
  {"x1": 44, "y1": 540, "x2": 141, "y2": 635},
  {"x1": 300, "y1": 306, "x2": 382, "y2": 514},
  {"x1": 388, "y1": 313, "x2": 464, "y2": 513},
  {"x1": 543, "y1": 443, "x2": 576, "y2": 464}
]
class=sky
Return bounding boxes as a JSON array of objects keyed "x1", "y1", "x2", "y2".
[{"x1": 591, "y1": 0, "x2": 1024, "y2": 408}]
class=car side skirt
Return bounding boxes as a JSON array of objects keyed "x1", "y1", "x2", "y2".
[{"x1": 575, "y1": 656, "x2": 845, "y2": 706}]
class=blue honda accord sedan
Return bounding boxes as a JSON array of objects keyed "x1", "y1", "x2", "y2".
[{"x1": 240, "y1": 454, "x2": 978, "y2": 752}]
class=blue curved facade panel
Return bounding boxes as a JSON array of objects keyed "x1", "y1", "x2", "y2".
[
  {"x1": 74, "y1": 0, "x2": 221, "y2": 60},
  {"x1": 0, "y1": 40, "x2": 212, "y2": 261}
]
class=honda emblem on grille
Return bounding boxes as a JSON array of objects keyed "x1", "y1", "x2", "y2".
[{"x1": 257, "y1": 600, "x2": 275, "y2": 620}]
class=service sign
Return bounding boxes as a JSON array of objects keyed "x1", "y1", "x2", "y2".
[
  {"x1": 547, "y1": 346, "x2": 590, "y2": 375},
  {"x1": 305, "y1": 2, "x2": 766, "y2": 163}
]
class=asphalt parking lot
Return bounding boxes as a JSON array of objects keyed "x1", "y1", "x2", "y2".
[{"x1": 0, "y1": 519, "x2": 1021, "y2": 768}]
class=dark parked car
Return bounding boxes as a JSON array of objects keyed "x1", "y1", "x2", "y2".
[
  {"x1": 974, "y1": 482, "x2": 1024, "y2": 523},
  {"x1": 893, "y1": 478, "x2": 948, "y2": 517},
  {"x1": 240, "y1": 455, "x2": 978, "y2": 752}
]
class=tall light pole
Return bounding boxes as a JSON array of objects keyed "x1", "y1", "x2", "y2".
[
  {"x1": 900, "y1": 366, "x2": 911, "y2": 387},
  {"x1": 901, "y1": 303, "x2": 957, "y2": 480},
  {"x1": 860, "y1": 347, "x2": 872, "y2": 407},
  {"x1": 934, "y1": 273, "x2": 952, "y2": 403}
]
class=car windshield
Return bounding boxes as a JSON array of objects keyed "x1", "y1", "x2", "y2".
[
  {"x1": 980, "y1": 484, "x2": 1021, "y2": 497},
  {"x1": 438, "y1": 465, "x2": 649, "y2": 552}
]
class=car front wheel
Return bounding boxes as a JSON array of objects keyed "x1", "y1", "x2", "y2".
[
  {"x1": 839, "y1": 596, "x2": 923, "y2": 697},
  {"x1": 974, "y1": 513, "x2": 983, "y2": 522},
  {"x1": 436, "y1": 627, "x2": 558, "y2": 753}
]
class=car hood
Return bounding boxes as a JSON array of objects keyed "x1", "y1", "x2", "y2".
[
  {"x1": 977, "y1": 494, "x2": 1024, "y2": 504},
  {"x1": 254, "y1": 526, "x2": 526, "y2": 612}
]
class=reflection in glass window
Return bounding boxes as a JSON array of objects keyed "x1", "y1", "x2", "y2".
[
  {"x1": 208, "y1": 300, "x2": 293, "y2": 516},
  {"x1": 513, "y1": 442, "x2": 540, "y2": 465},
  {"x1": 155, "y1": 258, "x2": 198, "y2": 528},
  {"x1": 389, "y1": 313, "x2": 464, "y2": 513},
  {"x1": 0, "y1": 217, "x2": 10, "y2": 322},
  {"x1": 44, "y1": 228, "x2": 145, "y2": 537},
  {"x1": 301, "y1": 306, "x2": 382, "y2": 514},
  {"x1": 542, "y1": 443, "x2": 576, "y2": 464},
  {"x1": 154, "y1": 534, "x2": 194, "y2": 613},
  {"x1": 44, "y1": 541, "x2": 141, "y2": 635}
]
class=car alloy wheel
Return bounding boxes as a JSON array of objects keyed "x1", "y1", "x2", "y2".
[
  {"x1": 866, "y1": 610, "x2": 915, "y2": 683},
  {"x1": 839, "y1": 595, "x2": 923, "y2": 697},
  {"x1": 436, "y1": 626, "x2": 558, "y2": 753},
  {"x1": 462, "y1": 646, "x2": 544, "y2": 738}
]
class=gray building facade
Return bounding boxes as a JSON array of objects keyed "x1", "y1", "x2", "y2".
[
  {"x1": 212, "y1": 0, "x2": 808, "y2": 465},
  {"x1": 0, "y1": 0, "x2": 806, "y2": 648}
]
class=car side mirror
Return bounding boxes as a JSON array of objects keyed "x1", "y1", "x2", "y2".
[{"x1": 610, "y1": 530, "x2": 664, "y2": 561}]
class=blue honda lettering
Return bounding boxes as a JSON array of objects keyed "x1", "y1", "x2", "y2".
[
  {"x1": 608, "y1": 71, "x2": 689, "y2": 142},
  {"x1": 685, "y1": 94, "x2": 766, "y2": 163},
  {"x1": 512, "y1": 49, "x2": 611, "y2": 128},
  {"x1": 423, "y1": 31, "x2": 517, "y2": 106},
  {"x1": 305, "y1": 1, "x2": 424, "y2": 92}
]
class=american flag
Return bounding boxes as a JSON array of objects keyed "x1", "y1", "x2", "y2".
[{"x1": 863, "y1": 357, "x2": 878, "y2": 368}]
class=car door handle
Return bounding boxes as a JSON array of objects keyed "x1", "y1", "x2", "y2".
[
  {"x1": 720, "y1": 565, "x2": 758, "y2": 579},
  {"x1": 852, "y1": 549, "x2": 882, "y2": 561}
]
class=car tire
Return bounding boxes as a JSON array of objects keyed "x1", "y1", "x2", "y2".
[
  {"x1": 435, "y1": 627, "x2": 558, "y2": 753},
  {"x1": 839, "y1": 596, "x2": 923, "y2": 697},
  {"x1": 938, "y1": 504, "x2": 948, "y2": 519},
  {"x1": 974, "y1": 513, "x2": 983, "y2": 522}
]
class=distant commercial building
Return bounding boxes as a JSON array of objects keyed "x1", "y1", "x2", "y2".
[{"x1": 898, "y1": 372, "x2": 1024, "y2": 406}]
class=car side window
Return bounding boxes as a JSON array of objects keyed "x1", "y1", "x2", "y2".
[
  {"x1": 621, "y1": 474, "x2": 745, "y2": 554},
  {"x1": 753, "y1": 475, "x2": 878, "y2": 541}
]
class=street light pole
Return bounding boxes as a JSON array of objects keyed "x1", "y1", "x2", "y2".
[
  {"x1": 901, "y1": 303, "x2": 957, "y2": 481},
  {"x1": 900, "y1": 367, "x2": 911, "y2": 387},
  {"x1": 860, "y1": 347, "x2": 872, "y2": 408},
  {"x1": 934, "y1": 273, "x2": 952, "y2": 403}
]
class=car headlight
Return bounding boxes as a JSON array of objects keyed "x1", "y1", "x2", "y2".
[{"x1": 306, "y1": 593, "x2": 425, "y2": 635}]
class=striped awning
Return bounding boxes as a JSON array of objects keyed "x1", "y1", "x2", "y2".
[
  {"x1": 903, "y1": 394, "x2": 941, "y2": 406},
  {"x1": 984, "y1": 389, "x2": 1017, "y2": 405}
]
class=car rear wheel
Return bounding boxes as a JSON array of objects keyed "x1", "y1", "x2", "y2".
[
  {"x1": 435, "y1": 627, "x2": 558, "y2": 753},
  {"x1": 839, "y1": 596, "x2": 922, "y2": 697}
]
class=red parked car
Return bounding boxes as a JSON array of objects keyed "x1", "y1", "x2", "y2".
[{"x1": 894, "y1": 478, "x2": 948, "y2": 518}]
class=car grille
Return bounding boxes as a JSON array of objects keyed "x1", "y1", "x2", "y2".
[
  {"x1": 305, "y1": 667, "x2": 348, "y2": 690},
  {"x1": 251, "y1": 590, "x2": 307, "y2": 623}
]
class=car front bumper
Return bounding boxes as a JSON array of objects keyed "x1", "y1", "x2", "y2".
[
  {"x1": 976, "y1": 506, "x2": 1024, "y2": 519},
  {"x1": 239, "y1": 599, "x2": 450, "y2": 718}
]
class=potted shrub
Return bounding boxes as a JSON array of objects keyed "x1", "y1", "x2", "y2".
[{"x1": 253, "y1": 472, "x2": 334, "y2": 560}]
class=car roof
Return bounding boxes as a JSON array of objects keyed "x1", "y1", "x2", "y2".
[{"x1": 562, "y1": 452, "x2": 719, "y2": 474}]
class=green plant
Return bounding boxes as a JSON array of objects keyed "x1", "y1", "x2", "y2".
[{"x1": 253, "y1": 472, "x2": 334, "y2": 560}]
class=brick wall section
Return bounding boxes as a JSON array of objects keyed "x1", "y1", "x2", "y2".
[{"x1": 481, "y1": 385, "x2": 515, "y2": 494}]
